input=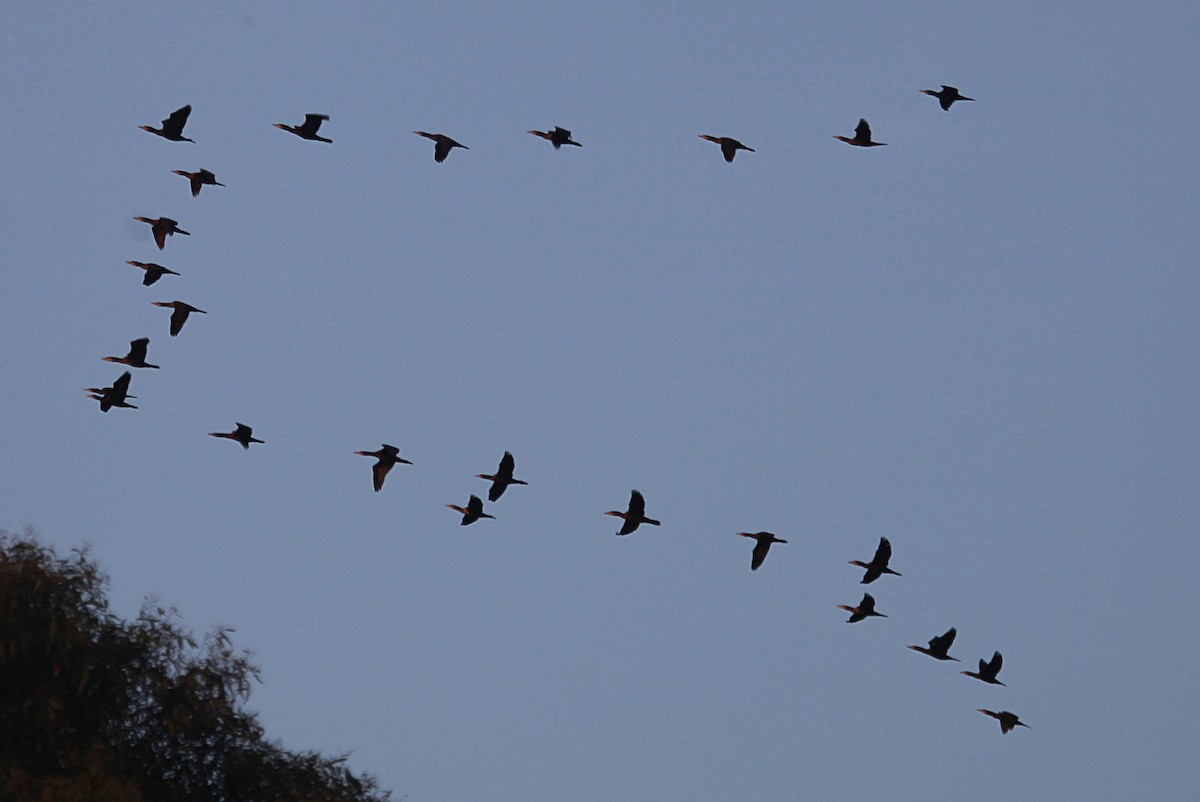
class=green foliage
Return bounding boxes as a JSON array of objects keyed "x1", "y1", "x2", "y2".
[{"x1": 0, "y1": 530, "x2": 390, "y2": 802}]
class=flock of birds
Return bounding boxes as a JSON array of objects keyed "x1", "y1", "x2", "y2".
[{"x1": 91, "y1": 88, "x2": 1029, "y2": 736}]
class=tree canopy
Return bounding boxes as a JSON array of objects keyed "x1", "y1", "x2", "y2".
[{"x1": 0, "y1": 530, "x2": 390, "y2": 802}]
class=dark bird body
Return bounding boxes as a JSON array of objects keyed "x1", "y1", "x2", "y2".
[
  {"x1": 850, "y1": 537, "x2": 902, "y2": 584},
  {"x1": 91, "y1": 371, "x2": 136, "y2": 412},
  {"x1": 834, "y1": 118, "x2": 886, "y2": 147},
  {"x1": 275, "y1": 114, "x2": 332, "y2": 142},
  {"x1": 126, "y1": 261, "x2": 179, "y2": 286},
  {"x1": 978, "y1": 709, "x2": 1029, "y2": 734},
  {"x1": 173, "y1": 169, "x2": 224, "y2": 197},
  {"x1": 921, "y1": 85, "x2": 975, "y2": 110},
  {"x1": 838, "y1": 592, "x2": 887, "y2": 623},
  {"x1": 698, "y1": 135, "x2": 755, "y2": 163},
  {"x1": 476, "y1": 452, "x2": 527, "y2": 502},
  {"x1": 528, "y1": 126, "x2": 581, "y2": 149},
  {"x1": 210, "y1": 423, "x2": 263, "y2": 449},
  {"x1": 354, "y1": 444, "x2": 411, "y2": 492},
  {"x1": 134, "y1": 217, "x2": 190, "y2": 250},
  {"x1": 909, "y1": 628, "x2": 960, "y2": 661},
  {"x1": 103, "y1": 338, "x2": 159, "y2": 369},
  {"x1": 606, "y1": 489, "x2": 660, "y2": 536},
  {"x1": 737, "y1": 531, "x2": 787, "y2": 571},
  {"x1": 414, "y1": 131, "x2": 468, "y2": 162},
  {"x1": 152, "y1": 301, "x2": 206, "y2": 336},
  {"x1": 962, "y1": 651, "x2": 1006, "y2": 686},
  {"x1": 447, "y1": 494, "x2": 495, "y2": 526},
  {"x1": 140, "y1": 105, "x2": 194, "y2": 142}
]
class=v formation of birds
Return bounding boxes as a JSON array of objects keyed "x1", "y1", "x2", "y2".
[{"x1": 100, "y1": 89, "x2": 1029, "y2": 736}]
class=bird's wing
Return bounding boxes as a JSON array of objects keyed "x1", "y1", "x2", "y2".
[
  {"x1": 434, "y1": 140, "x2": 450, "y2": 162},
  {"x1": 112, "y1": 371, "x2": 132, "y2": 395},
  {"x1": 500, "y1": 451, "x2": 516, "y2": 476},
  {"x1": 153, "y1": 226, "x2": 167, "y2": 250},
  {"x1": 874, "y1": 537, "x2": 892, "y2": 565},
  {"x1": 170, "y1": 308, "x2": 186, "y2": 336},
  {"x1": 129, "y1": 338, "x2": 149, "y2": 362},
  {"x1": 468, "y1": 495, "x2": 484, "y2": 514},
  {"x1": 751, "y1": 539, "x2": 769, "y2": 570},
  {"x1": 302, "y1": 114, "x2": 329, "y2": 134},
  {"x1": 373, "y1": 461, "x2": 393, "y2": 492},
  {"x1": 628, "y1": 490, "x2": 646, "y2": 517},
  {"x1": 164, "y1": 105, "x2": 192, "y2": 134},
  {"x1": 855, "y1": 119, "x2": 871, "y2": 141},
  {"x1": 988, "y1": 651, "x2": 1003, "y2": 674}
]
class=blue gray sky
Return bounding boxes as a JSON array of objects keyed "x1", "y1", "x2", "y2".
[{"x1": 3, "y1": 2, "x2": 1199, "y2": 799}]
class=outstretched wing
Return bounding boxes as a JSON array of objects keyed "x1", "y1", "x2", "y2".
[{"x1": 855, "y1": 119, "x2": 872, "y2": 142}]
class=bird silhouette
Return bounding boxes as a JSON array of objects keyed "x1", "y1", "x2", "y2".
[
  {"x1": 606, "y1": 489, "x2": 660, "y2": 535},
  {"x1": 962, "y1": 651, "x2": 1006, "y2": 686},
  {"x1": 849, "y1": 537, "x2": 902, "y2": 584},
  {"x1": 920, "y1": 85, "x2": 975, "y2": 111},
  {"x1": 151, "y1": 301, "x2": 206, "y2": 337},
  {"x1": 354, "y1": 444, "x2": 412, "y2": 492},
  {"x1": 134, "y1": 217, "x2": 190, "y2": 250},
  {"x1": 978, "y1": 709, "x2": 1029, "y2": 734},
  {"x1": 209, "y1": 423, "x2": 264, "y2": 449},
  {"x1": 414, "y1": 131, "x2": 468, "y2": 163},
  {"x1": 698, "y1": 135, "x2": 755, "y2": 163},
  {"x1": 737, "y1": 531, "x2": 787, "y2": 570},
  {"x1": 446, "y1": 494, "x2": 495, "y2": 526},
  {"x1": 140, "y1": 105, "x2": 194, "y2": 142},
  {"x1": 172, "y1": 169, "x2": 224, "y2": 197},
  {"x1": 102, "y1": 338, "x2": 159, "y2": 369},
  {"x1": 908, "y1": 628, "x2": 960, "y2": 661},
  {"x1": 834, "y1": 118, "x2": 886, "y2": 147},
  {"x1": 126, "y1": 261, "x2": 180, "y2": 286},
  {"x1": 90, "y1": 371, "x2": 136, "y2": 412},
  {"x1": 838, "y1": 592, "x2": 887, "y2": 623},
  {"x1": 275, "y1": 114, "x2": 332, "y2": 142},
  {"x1": 528, "y1": 126, "x2": 581, "y2": 149},
  {"x1": 475, "y1": 451, "x2": 527, "y2": 502}
]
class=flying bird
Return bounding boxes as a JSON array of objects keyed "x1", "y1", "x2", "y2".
[
  {"x1": 476, "y1": 451, "x2": 527, "y2": 502},
  {"x1": 209, "y1": 423, "x2": 264, "y2": 449},
  {"x1": 737, "y1": 531, "x2": 787, "y2": 571},
  {"x1": 354, "y1": 444, "x2": 412, "y2": 492},
  {"x1": 838, "y1": 592, "x2": 887, "y2": 623},
  {"x1": 139, "y1": 105, "x2": 194, "y2": 142},
  {"x1": 274, "y1": 114, "x2": 332, "y2": 142},
  {"x1": 102, "y1": 338, "x2": 159, "y2": 369},
  {"x1": 605, "y1": 489, "x2": 660, "y2": 536},
  {"x1": 920, "y1": 85, "x2": 975, "y2": 110},
  {"x1": 978, "y1": 709, "x2": 1029, "y2": 734},
  {"x1": 172, "y1": 168, "x2": 224, "y2": 197},
  {"x1": 698, "y1": 135, "x2": 755, "y2": 163},
  {"x1": 126, "y1": 261, "x2": 180, "y2": 286},
  {"x1": 849, "y1": 537, "x2": 902, "y2": 584},
  {"x1": 414, "y1": 131, "x2": 468, "y2": 163},
  {"x1": 90, "y1": 371, "x2": 136, "y2": 412},
  {"x1": 151, "y1": 301, "x2": 206, "y2": 336},
  {"x1": 446, "y1": 494, "x2": 495, "y2": 526},
  {"x1": 134, "y1": 217, "x2": 190, "y2": 250},
  {"x1": 908, "y1": 628, "x2": 960, "y2": 661},
  {"x1": 961, "y1": 651, "x2": 1006, "y2": 686},
  {"x1": 528, "y1": 126, "x2": 581, "y2": 149},
  {"x1": 834, "y1": 118, "x2": 887, "y2": 147}
]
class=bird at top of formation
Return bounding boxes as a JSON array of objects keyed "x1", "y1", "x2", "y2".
[
  {"x1": 605, "y1": 489, "x2": 661, "y2": 536},
  {"x1": 834, "y1": 118, "x2": 886, "y2": 147},
  {"x1": 737, "y1": 531, "x2": 787, "y2": 571},
  {"x1": 849, "y1": 537, "x2": 902, "y2": 584},
  {"x1": 173, "y1": 169, "x2": 224, "y2": 197},
  {"x1": 920, "y1": 85, "x2": 974, "y2": 111},
  {"x1": 414, "y1": 131, "x2": 468, "y2": 163},
  {"x1": 134, "y1": 217, "x2": 190, "y2": 251},
  {"x1": 978, "y1": 709, "x2": 1028, "y2": 734},
  {"x1": 354, "y1": 444, "x2": 412, "y2": 492},
  {"x1": 961, "y1": 651, "x2": 1006, "y2": 686},
  {"x1": 275, "y1": 114, "x2": 332, "y2": 143},
  {"x1": 698, "y1": 135, "x2": 755, "y2": 163},
  {"x1": 139, "y1": 105, "x2": 194, "y2": 142},
  {"x1": 476, "y1": 452, "x2": 527, "y2": 502},
  {"x1": 209, "y1": 423, "x2": 264, "y2": 449},
  {"x1": 88, "y1": 371, "x2": 136, "y2": 412},
  {"x1": 102, "y1": 338, "x2": 159, "y2": 369},
  {"x1": 446, "y1": 494, "x2": 495, "y2": 526},
  {"x1": 838, "y1": 592, "x2": 887, "y2": 623},
  {"x1": 909, "y1": 627, "x2": 960, "y2": 661},
  {"x1": 151, "y1": 301, "x2": 206, "y2": 337},
  {"x1": 528, "y1": 126, "x2": 581, "y2": 149},
  {"x1": 126, "y1": 261, "x2": 180, "y2": 286}
]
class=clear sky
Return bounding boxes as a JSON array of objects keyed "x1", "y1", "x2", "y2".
[{"x1": 3, "y1": 2, "x2": 1198, "y2": 799}]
